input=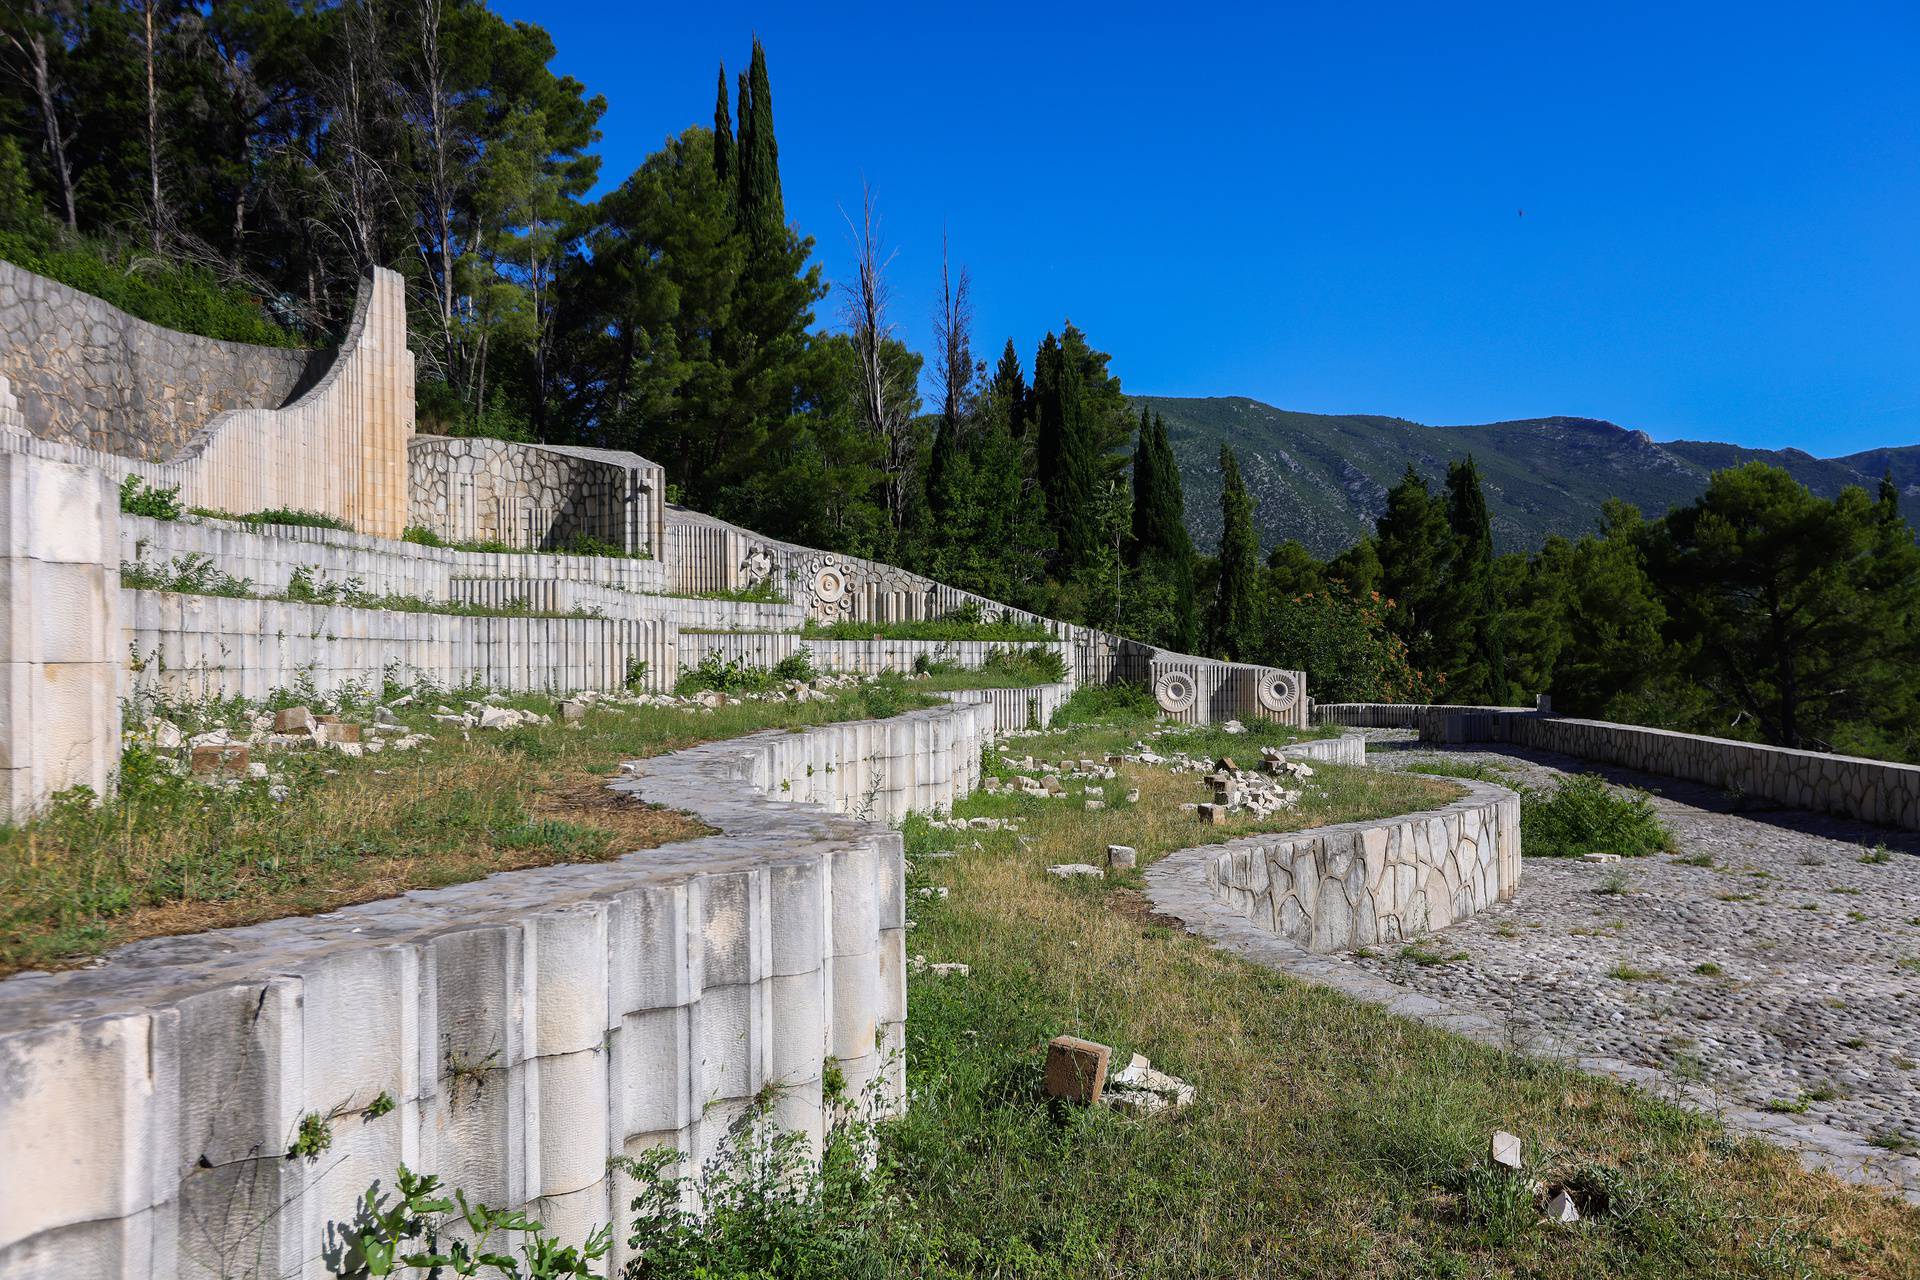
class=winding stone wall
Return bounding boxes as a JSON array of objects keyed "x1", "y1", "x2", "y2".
[
  {"x1": 0, "y1": 259, "x2": 317, "y2": 459},
  {"x1": 0, "y1": 698, "x2": 997, "y2": 1279},
  {"x1": 1173, "y1": 779, "x2": 1520, "y2": 952}
]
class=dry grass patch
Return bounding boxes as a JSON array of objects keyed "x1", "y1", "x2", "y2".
[{"x1": 888, "y1": 732, "x2": 1920, "y2": 1277}]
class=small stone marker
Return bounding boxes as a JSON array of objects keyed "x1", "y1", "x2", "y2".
[
  {"x1": 1490, "y1": 1130, "x2": 1522, "y2": 1170},
  {"x1": 273, "y1": 706, "x2": 314, "y2": 734},
  {"x1": 1106, "y1": 844, "x2": 1137, "y2": 870},
  {"x1": 1544, "y1": 1189, "x2": 1580, "y2": 1223},
  {"x1": 1581, "y1": 852, "x2": 1622, "y2": 864},
  {"x1": 1125, "y1": 788, "x2": 1140, "y2": 803},
  {"x1": 929, "y1": 962, "x2": 971, "y2": 977},
  {"x1": 1044, "y1": 1035, "x2": 1112, "y2": 1104},
  {"x1": 1197, "y1": 803, "x2": 1228, "y2": 825},
  {"x1": 190, "y1": 743, "x2": 249, "y2": 775},
  {"x1": 1047, "y1": 863, "x2": 1105, "y2": 879}
]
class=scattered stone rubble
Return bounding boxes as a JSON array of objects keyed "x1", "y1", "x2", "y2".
[{"x1": 1042, "y1": 1034, "x2": 1196, "y2": 1116}]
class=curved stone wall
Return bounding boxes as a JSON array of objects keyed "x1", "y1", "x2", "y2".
[
  {"x1": 1149, "y1": 779, "x2": 1520, "y2": 953},
  {"x1": 0, "y1": 698, "x2": 997, "y2": 1280},
  {"x1": 1, "y1": 269, "x2": 414, "y2": 537},
  {"x1": 0, "y1": 259, "x2": 317, "y2": 459}
]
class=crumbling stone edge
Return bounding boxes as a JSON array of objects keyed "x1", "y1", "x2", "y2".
[{"x1": 1143, "y1": 837, "x2": 1920, "y2": 1204}]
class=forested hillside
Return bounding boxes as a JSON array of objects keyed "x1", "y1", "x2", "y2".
[{"x1": 1142, "y1": 395, "x2": 1918, "y2": 554}]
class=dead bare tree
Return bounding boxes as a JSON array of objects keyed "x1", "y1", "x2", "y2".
[
  {"x1": 842, "y1": 181, "x2": 916, "y2": 532},
  {"x1": 932, "y1": 230, "x2": 974, "y2": 438},
  {"x1": 140, "y1": 0, "x2": 164, "y2": 251},
  {"x1": 3, "y1": 0, "x2": 78, "y2": 230}
]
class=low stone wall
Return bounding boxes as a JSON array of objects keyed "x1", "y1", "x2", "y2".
[
  {"x1": 939, "y1": 682, "x2": 1074, "y2": 732},
  {"x1": 1501, "y1": 715, "x2": 1920, "y2": 831},
  {"x1": 1275, "y1": 734, "x2": 1367, "y2": 768},
  {"x1": 0, "y1": 258, "x2": 317, "y2": 460},
  {"x1": 1157, "y1": 779, "x2": 1520, "y2": 952},
  {"x1": 1, "y1": 270, "x2": 414, "y2": 537},
  {"x1": 676, "y1": 632, "x2": 1072, "y2": 682},
  {"x1": 123, "y1": 511, "x2": 667, "y2": 600},
  {"x1": 408, "y1": 436, "x2": 667, "y2": 557},
  {"x1": 0, "y1": 697, "x2": 1000, "y2": 1279},
  {"x1": 1313, "y1": 702, "x2": 1535, "y2": 730},
  {"x1": 124, "y1": 589, "x2": 675, "y2": 700}
]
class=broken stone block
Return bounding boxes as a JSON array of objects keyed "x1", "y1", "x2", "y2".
[
  {"x1": 316, "y1": 721, "x2": 361, "y2": 745},
  {"x1": 1084, "y1": 799, "x2": 1105, "y2": 811},
  {"x1": 1581, "y1": 852, "x2": 1622, "y2": 863},
  {"x1": 1197, "y1": 803, "x2": 1228, "y2": 825},
  {"x1": 1106, "y1": 844, "x2": 1137, "y2": 870},
  {"x1": 190, "y1": 744, "x2": 249, "y2": 776},
  {"x1": 1044, "y1": 1035, "x2": 1112, "y2": 1104},
  {"x1": 1103, "y1": 1053, "x2": 1196, "y2": 1116},
  {"x1": 148, "y1": 718, "x2": 183, "y2": 749},
  {"x1": 274, "y1": 706, "x2": 315, "y2": 735},
  {"x1": 1047, "y1": 863, "x2": 1104, "y2": 880},
  {"x1": 1544, "y1": 1189, "x2": 1580, "y2": 1223},
  {"x1": 1125, "y1": 788, "x2": 1140, "y2": 804},
  {"x1": 1490, "y1": 1130, "x2": 1522, "y2": 1170},
  {"x1": 929, "y1": 962, "x2": 971, "y2": 977},
  {"x1": 560, "y1": 699, "x2": 589, "y2": 723},
  {"x1": 1221, "y1": 719, "x2": 1245, "y2": 734}
]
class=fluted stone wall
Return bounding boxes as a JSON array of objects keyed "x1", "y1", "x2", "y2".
[
  {"x1": 0, "y1": 451, "x2": 122, "y2": 819},
  {"x1": 0, "y1": 259, "x2": 317, "y2": 459},
  {"x1": 1165, "y1": 779, "x2": 1520, "y2": 952},
  {"x1": 0, "y1": 698, "x2": 998, "y2": 1279},
  {"x1": 938, "y1": 681, "x2": 1074, "y2": 732},
  {"x1": 0, "y1": 269, "x2": 414, "y2": 537},
  {"x1": 677, "y1": 632, "x2": 1072, "y2": 683}
]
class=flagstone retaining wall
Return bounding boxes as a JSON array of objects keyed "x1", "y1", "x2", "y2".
[{"x1": 1183, "y1": 778, "x2": 1520, "y2": 952}]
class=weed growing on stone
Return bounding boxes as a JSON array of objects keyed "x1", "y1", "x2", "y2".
[
  {"x1": 118, "y1": 475, "x2": 183, "y2": 520},
  {"x1": 1861, "y1": 845, "x2": 1893, "y2": 865},
  {"x1": 1401, "y1": 943, "x2": 1469, "y2": 967},
  {"x1": 1406, "y1": 759, "x2": 1515, "y2": 785},
  {"x1": 1521, "y1": 774, "x2": 1673, "y2": 859},
  {"x1": 1607, "y1": 964, "x2": 1663, "y2": 982},
  {"x1": 289, "y1": 1111, "x2": 332, "y2": 1160},
  {"x1": 1693, "y1": 962, "x2": 1724, "y2": 977}
]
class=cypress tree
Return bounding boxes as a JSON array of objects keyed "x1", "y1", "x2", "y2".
[
  {"x1": 1210, "y1": 445, "x2": 1260, "y2": 659},
  {"x1": 1130, "y1": 407, "x2": 1158, "y2": 556},
  {"x1": 711, "y1": 65, "x2": 734, "y2": 193},
  {"x1": 1445, "y1": 456, "x2": 1509, "y2": 703},
  {"x1": 1375, "y1": 465, "x2": 1454, "y2": 677},
  {"x1": 738, "y1": 37, "x2": 783, "y2": 243},
  {"x1": 987, "y1": 339, "x2": 1029, "y2": 436},
  {"x1": 1127, "y1": 410, "x2": 1198, "y2": 651}
]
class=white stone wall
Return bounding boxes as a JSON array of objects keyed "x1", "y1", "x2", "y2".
[
  {"x1": 0, "y1": 452, "x2": 122, "y2": 819},
  {"x1": 124, "y1": 590, "x2": 675, "y2": 700},
  {"x1": 939, "y1": 682, "x2": 1074, "y2": 732},
  {"x1": 677, "y1": 633, "x2": 1073, "y2": 683},
  {"x1": 1199, "y1": 779, "x2": 1520, "y2": 951},
  {"x1": 0, "y1": 698, "x2": 998, "y2": 1279},
  {"x1": 0, "y1": 270, "x2": 416, "y2": 538}
]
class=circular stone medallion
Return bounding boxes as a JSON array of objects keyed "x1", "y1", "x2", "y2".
[
  {"x1": 1154, "y1": 668, "x2": 1198, "y2": 713},
  {"x1": 1255, "y1": 670, "x2": 1299, "y2": 713}
]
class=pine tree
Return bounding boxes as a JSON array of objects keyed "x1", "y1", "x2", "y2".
[
  {"x1": 711, "y1": 65, "x2": 733, "y2": 193},
  {"x1": 1374, "y1": 466, "x2": 1455, "y2": 681},
  {"x1": 1209, "y1": 445, "x2": 1260, "y2": 659},
  {"x1": 987, "y1": 339, "x2": 1029, "y2": 435}
]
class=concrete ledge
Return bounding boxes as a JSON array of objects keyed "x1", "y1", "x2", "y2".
[
  {"x1": 1149, "y1": 779, "x2": 1520, "y2": 952},
  {"x1": 0, "y1": 697, "x2": 998, "y2": 1279}
]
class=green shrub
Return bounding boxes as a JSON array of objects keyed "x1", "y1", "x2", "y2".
[
  {"x1": 802, "y1": 610, "x2": 1053, "y2": 642},
  {"x1": 0, "y1": 227, "x2": 302, "y2": 346},
  {"x1": 676, "y1": 648, "x2": 818, "y2": 696},
  {"x1": 1521, "y1": 774, "x2": 1672, "y2": 858},
  {"x1": 1054, "y1": 681, "x2": 1159, "y2": 725},
  {"x1": 193, "y1": 506, "x2": 352, "y2": 531},
  {"x1": 554, "y1": 530, "x2": 624, "y2": 558},
  {"x1": 117, "y1": 475, "x2": 182, "y2": 520},
  {"x1": 402, "y1": 525, "x2": 448, "y2": 548}
]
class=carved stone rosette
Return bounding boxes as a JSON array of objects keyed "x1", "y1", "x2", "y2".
[
  {"x1": 799, "y1": 553, "x2": 855, "y2": 622},
  {"x1": 1254, "y1": 670, "x2": 1299, "y2": 714},
  {"x1": 1153, "y1": 668, "x2": 1198, "y2": 714}
]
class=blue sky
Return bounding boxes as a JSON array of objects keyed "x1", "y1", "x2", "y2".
[{"x1": 496, "y1": 0, "x2": 1919, "y2": 455}]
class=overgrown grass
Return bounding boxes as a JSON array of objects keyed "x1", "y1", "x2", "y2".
[
  {"x1": 0, "y1": 226, "x2": 303, "y2": 345},
  {"x1": 874, "y1": 752, "x2": 1920, "y2": 1276},
  {"x1": 907, "y1": 644, "x2": 1069, "y2": 691},
  {"x1": 1033, "y1": 682, "x2": 1337, "y2": 762},
  {"x1": 802, "y1": 615, "x2": 1055, "y2": 642},
  {"x1": 117, "y1": 557, "x2": 604, "y2": 620},
  {"x1": 0, "y1": 682, "x2": 914, "y2": 976},
  {"x1": 1522, "y1": 774, "x2": 1675, "y2": 858},
  {"x1": 697, "y1": 580, "x2": 788, "y2": 603},
  {"x1": 189, "y1": 506, "x2": 354, "y2": 530}
]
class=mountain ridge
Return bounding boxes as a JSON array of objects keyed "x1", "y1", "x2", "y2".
[{"x1": 1134, "y1": 394, "x2": 1918, "y2": 556}]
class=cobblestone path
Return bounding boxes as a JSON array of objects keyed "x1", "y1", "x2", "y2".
[{"x1": 1353, "y1": 731, "x2": 1920, "y2": 1152}]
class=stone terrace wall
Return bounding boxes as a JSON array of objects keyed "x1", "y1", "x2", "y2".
[
  {"x1": 0, "y1": 259, "x2": 317, "y2": 459},
  {"x1": 0, "y1": 699, "x2": 998, "y2": 1279},
  {"x1": 124, "y1": 589, "x2": 675, "y2": 701},
  {"x1": 938, "y1": 682, "x2": 1075, "y2": 732},
  {"x1": 408, "y1": 436, "x2": 667, "y2": 557},
  {"x1": 1, "y1": 269, "x2": 414, "y2": 537},
  {"x1": 123, "y1": 511, "x2": 667, "y2": 599},
  {"x1": 662, "y1": 505, "x2": 1307, "y2": 728},
  {"x1": 677, "y1": 632, "x2": 1073, "y2": 682},
  {"x1": 1170, "y1": 779, "x2": 1520, "y2": 952}
]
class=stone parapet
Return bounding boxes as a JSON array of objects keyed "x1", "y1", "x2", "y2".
[
  {"x1": 0, "y1": 696, "x2": 998, "y2": 1279},
  {"x1": 1164, "y1": 779, "x2": 1520, "y2": 952}
]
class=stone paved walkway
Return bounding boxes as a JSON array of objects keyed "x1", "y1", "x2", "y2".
[{"x1": 1144, "y1": 730, "x2": 1920, "y2": 1202}]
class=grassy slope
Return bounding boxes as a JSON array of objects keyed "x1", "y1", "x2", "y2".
[
  {"x1": 1141, "y1": 395, "x2": 1913, "y2": 556},
  {"x1": 887, "y1": 714, "x2": 1920, "y2": 1276},
  {"x1": 0, "y1": 686, "x2": 930, "y2": 975}
]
